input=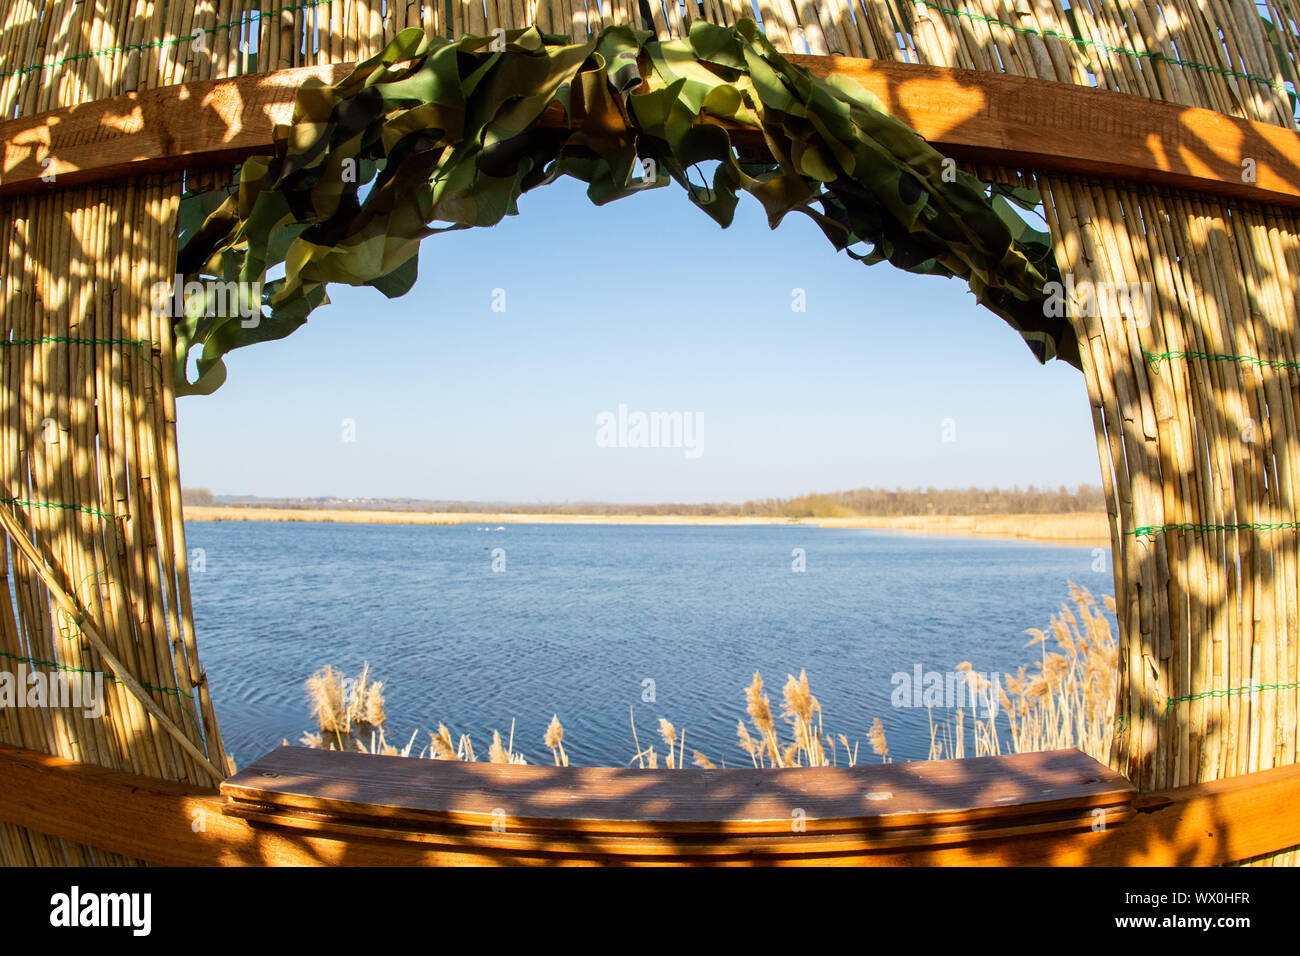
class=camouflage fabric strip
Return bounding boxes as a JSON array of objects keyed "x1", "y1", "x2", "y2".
[{"x1": 174, "y1": 19, "x2": 1071, "y2": 395}]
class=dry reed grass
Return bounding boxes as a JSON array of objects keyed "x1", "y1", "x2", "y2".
[
  {"x1": 298, "y1": 585, "x2": 1117, "y2": 768},
  {"x1": 925, "y1": 584, "x2": 1118, "y2": 765}
]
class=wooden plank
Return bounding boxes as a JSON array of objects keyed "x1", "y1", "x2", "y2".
[
  {"x1": 221, "y1": 745, "x2": 1133, "y2": 837},
  {"x1": 788, "y1": 55, "x2": 1300, "y2": 209},
  {"x1": 3, "y1": 55, "x2": 1300, "y2": 206},
  {"x1": 222, "y1": 800, "x2": 1139, "y2": 857},
  {"x1": 2, "y1": 742, "x2": 1300, "y2": 864},
  {"x1": 0, "y1": 64, "x2": 351, "y2": 196}
]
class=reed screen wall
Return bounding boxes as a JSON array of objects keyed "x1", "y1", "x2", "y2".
[{"x1": 2, "y1": 0, "x2": 1299, "y2": 865}]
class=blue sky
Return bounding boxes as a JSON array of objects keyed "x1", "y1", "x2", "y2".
[{"x1": 175, "y1": 175, "x2": 1101, "y2": 503}]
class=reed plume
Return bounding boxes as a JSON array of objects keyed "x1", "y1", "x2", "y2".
[
  {"x1": 489, "y1": 730, "x2": 509, "y2": 764},
  {"x1": 430, "y1": 724, "x2": 457, "y2": 759},
  {"x1": 867, "y1": 718, "x2": 889, "y2": 762},
  {"x1": 925, "y1": 583, "x2": 1116, "y2": 762},
  {"x1": 297, "y1": 585, "x2": 1115, "y2": 769},
  {"x1": 303, "y1": 664, "x2": 387, "y2": 751},
  {"x1": 658, "y1": 718, "x2": 679, "y2": 769},
  {"x1": 744, "y1": 671, "x2": 783, "y2": 767},
  {"x1": 545, "y1": 714, "x2": 568, "y2": 767},
  {"x1": 736, "y1": 719, "x2": 761, "y2": 767}
]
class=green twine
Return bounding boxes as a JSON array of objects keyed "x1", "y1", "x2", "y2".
[
  {"x1": 55, "y1": 562, "x2": 119, "y2": 643},
  {"x1": 1128, "y1": 520, "x2": 1300, "y2": 538},
  {"x1": 0, "y1": 513, "x2": 201, "y2": 726},
  {"x1": 0, "y1": 0, "x2": 1290, "y2": 95},
  {"x1": 1166, "y1": 680, "x2": 1300, "y2": 710},
  {"x1": 0, "y1": 524, "x2": 199, "y2": 722},
  {"x1": 1135, "y1": 344, "x2": 1300, "y2": 539},
  {"x1": 1, "y1": 336, "x2": 157, "y2": 354},
  {"x1": 1112, "y1": 683, "x2": 1300, "y2": 730},
  {"x1": 1142, "y1": 346, "x2": 1300, "y2": 373},
  {"x1": 0, "y1": 336, "x2": 164, "y2": 378},
  {"x1": 0, "y1": 500, "x2": 128, "y2": 643},
  {"x1": 0, "y1": 0, "x2": 334, "y2": 81},
  {"x1": 1, "y1": 500, "x2": 126, "y2": 653},
  {"x1": 917, "y1": 1, "x2": 1290, "y2": 96},
  {"x1": 0, "y1": 498, "x2": 124, "y2": 521},
  {"x1": 0, "y1": 649, "x2": 191, "y2": 699},
  {"x1": 1158, "y1": 680, "x2": 1300, "y2": 719}
]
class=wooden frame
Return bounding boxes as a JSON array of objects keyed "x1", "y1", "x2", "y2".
[
  {"x1": 3, "y1": 742, "x2": 1299, "y2": 865},
  {"x1": 2, "y1": 56, "x2": 1299, "y2": 207},
  {"x1": 5, "y1": 46, "x2": 1300, "y2": 868}
]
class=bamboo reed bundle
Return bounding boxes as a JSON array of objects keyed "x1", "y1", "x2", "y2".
[
  {"x1": 0, "y1": 176, "x2": 228, "y2": 867},
  {"x1": 891, "y1": 0, "x2": 1300, "y2": 866}
]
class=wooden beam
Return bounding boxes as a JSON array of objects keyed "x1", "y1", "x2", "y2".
[
  {"x1": 788, "y1": 55, "x2": 1300, "y2": 207},
  {"x1": 0, "y1": 64, "x2": 350, "y2": 196},
  {"x1": 2, "y1": 57, "x2": 1300, "y2": 206},
  {"x1": 3, "y1": 742, "x2": 1299, "y2": 865}
]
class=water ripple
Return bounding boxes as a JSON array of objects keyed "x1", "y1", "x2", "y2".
[{"x1": 186, "y1": 522, "x2": 1114, "y2": 768}]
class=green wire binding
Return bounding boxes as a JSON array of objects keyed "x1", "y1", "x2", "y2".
[
  {"x1": 0, "y1": 0, "x2": 335, "y2": 81},
  {"x1": 1110, "y1": 684, "x2": 1300, "y2": 732},
  {"x1": 0, "y1": 0, "x2": 1291, "y2": 96},
  {"x1": 1159, "y1": 680, "x2": 1300, "y2": 717},
  {"x1": 1142, "y1": 346, "x2": 1300, "y2": 373},
  {"x1": 1, "y1": 336, "x2": 156, "y2": 353},
  {"x1": 917, "y1": 1, "x2": 1290, "y2": 95},
  {"x1": 0, "y1": 498, "x2": 124, "y2": 521},
  {"x1": 1128, "y1": 520, "x2": 1300, "y2": 537},
  {"x1": 0, "y1": 649, "x2": 192, "y2": 700}
]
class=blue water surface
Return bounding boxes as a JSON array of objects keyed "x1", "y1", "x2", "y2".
[{"x1": 185, "y1": 521, "x2": 1114, "y2": 768}]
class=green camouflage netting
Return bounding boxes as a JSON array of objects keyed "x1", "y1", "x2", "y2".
[{"x1": 174, "y1": 19, "x2": 1073, "y2": 395}]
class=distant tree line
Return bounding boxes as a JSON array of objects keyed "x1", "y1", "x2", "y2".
[
  {"x1": 181, "y1": 487, "x2": 214, "y2": 506},
  {"x1": 183, "y1": 485, "x2": 1106, "y2": 517},
  {"x1": 737, "y1": 484, "x2": 1107, "y2": 518}
]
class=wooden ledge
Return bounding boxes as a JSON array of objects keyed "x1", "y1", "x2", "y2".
[
  {"x1": 220, "y1": 746, "x2": 1134, "y2": 857},
  {"x1": 0, "y1": 55, "x2": 1299, "y2": 207},
  {"x1": 4, "y1": 741, "x2": 1300, "y2": 864}
]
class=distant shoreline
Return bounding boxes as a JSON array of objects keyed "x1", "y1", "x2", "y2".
[{"x1": 184, "y1": 506, "x2": 1110, "y2": 545}]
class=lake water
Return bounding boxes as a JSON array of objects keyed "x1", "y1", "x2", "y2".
[{"x1": 186, "y1": 521, "x2": 1115, "y2": 769}]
